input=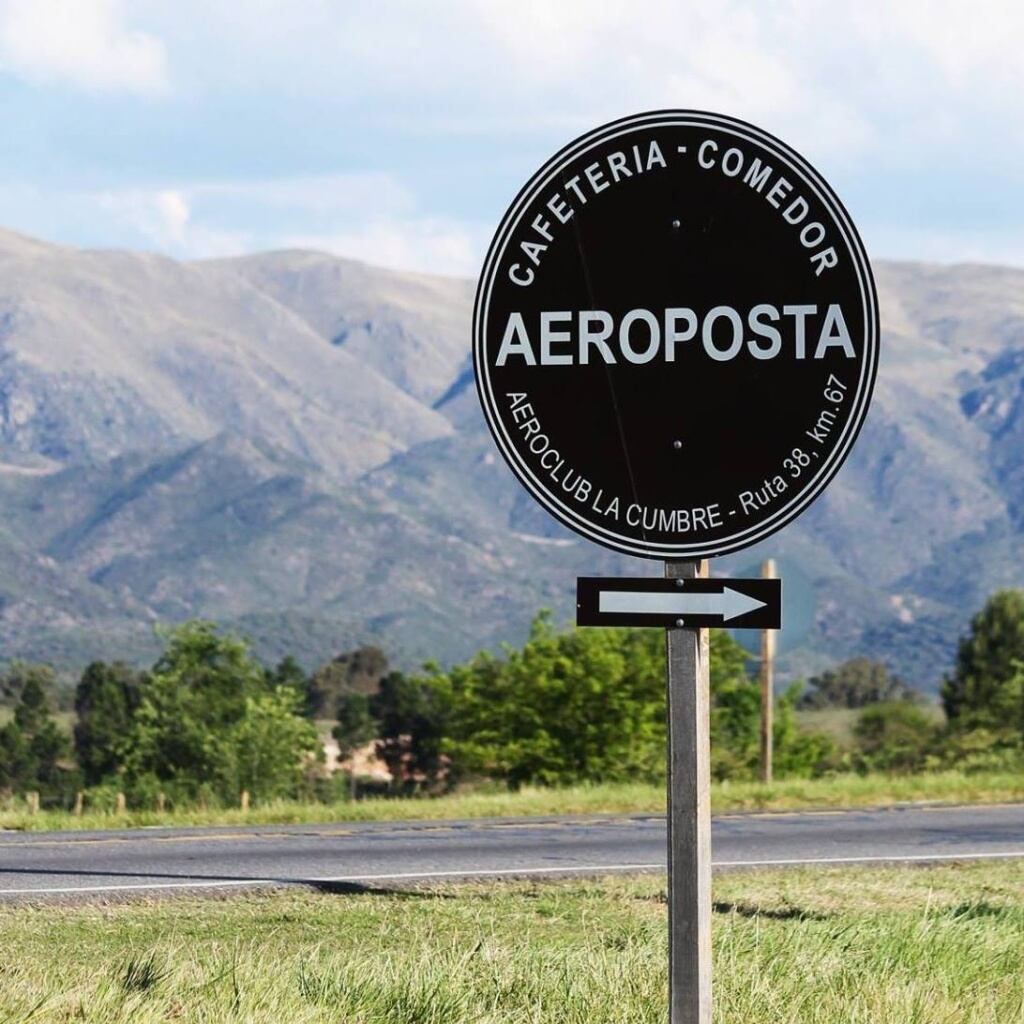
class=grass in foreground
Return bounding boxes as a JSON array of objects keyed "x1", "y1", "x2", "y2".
[
  {"x1": 0, "y1": 862, "x2": 1022, "y2": 1022},
  {"x1": 2, "y1": 770, "x2": 1024, "y2": 832}
]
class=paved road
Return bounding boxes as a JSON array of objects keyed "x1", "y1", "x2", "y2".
[{"x1": 0, "y1": 803, "x2": 1022, "y2": 900}]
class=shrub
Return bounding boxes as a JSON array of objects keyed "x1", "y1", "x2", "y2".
[{"x1": 853, "y1": 701, "x2": 938, "y2": 773}]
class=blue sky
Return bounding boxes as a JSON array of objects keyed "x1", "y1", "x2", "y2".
[{"x1": 0, "y1": 0, "x2": 1021, "y2": 276}]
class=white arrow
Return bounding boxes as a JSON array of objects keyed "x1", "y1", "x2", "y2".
[{"x1": 598, "y1": 586, "x2": 766, "y2": 622}]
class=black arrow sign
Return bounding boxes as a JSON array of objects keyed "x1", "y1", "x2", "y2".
[{"x1": 576, "y1": 576, "x2": 782, "y2": 629}]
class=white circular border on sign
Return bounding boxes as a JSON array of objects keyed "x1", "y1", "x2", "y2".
[{"x1": 473, "y1": 110, "x2": 879, "y2": 560}]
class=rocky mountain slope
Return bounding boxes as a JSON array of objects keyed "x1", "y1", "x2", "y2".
[{"x1": 1, "y1": 226, "x2": 1023, "y2": 688}]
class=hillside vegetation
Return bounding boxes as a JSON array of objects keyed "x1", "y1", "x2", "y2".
[{"x1": 1, "y1": 229, "x2": 1024, "y2": 685}]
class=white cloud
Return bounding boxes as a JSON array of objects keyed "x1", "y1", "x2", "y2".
[
  {"x1": 0, "y1": 2, "x2": 1022, "y2": 269},
  {"x1": 154, "y1": 190, "x2": 188, "y2": 245},
  {"x1": 853, "y1": 0, "x2": 1024, "y2": 89},
  {"x1": 285, "y1": 218, "x2": 485, "y2": 278},
  {"x1": 196, "y1": 174, "x2": 414, "y2": 218},
  {"x1": 140, "y1": 1, "x2": 1023, "y2": 161},
  {"x1": 63, "y1": 174, "x2": 484, "y2": 275},
  {"x1": 93, "y1": 187, "x2": 240, "y2": 257},
  {"x1": 0, "y1": 0, "x2": 168, "y2": 94}
]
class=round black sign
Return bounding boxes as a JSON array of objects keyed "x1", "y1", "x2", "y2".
[{"x1": 473, "y1": 110, "x2": 878, "y2": 559}]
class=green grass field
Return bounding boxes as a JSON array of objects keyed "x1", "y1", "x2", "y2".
[
  {"x1": 2, "y1": 770, "x2": 1023, "y2": 832},
  {"x1": 0, "y1": 861, "x2": 1021, "y2": 1022}
]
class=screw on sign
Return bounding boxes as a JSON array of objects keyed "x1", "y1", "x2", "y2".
[{"x1": 473, "y1": 111, "x2": 878, "y2": 1023}]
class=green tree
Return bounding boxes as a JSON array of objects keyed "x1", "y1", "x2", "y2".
[
  {"x1": 800, "y1": 657, "x2": 918, "y2": 709},
  {"x1": 346, "y1": 615, "x2": 833, "y2": 791},
  {"x1": 371, "y1": 671, "x2": 451, "y2": 791},
  {"x1": 854, "y1": 701, "x2": 938, "y2": 773},
  {"x1": 229, "y1": 687, "x2": 320, "y2": 800},
  {"x1": 266, "y1": 656, "x2": 309, "y2": 705},
  {"x1": 0, "y1": 662, "x2": 59, "y2": 709},
  {"x1": 73, "y1": 661, "x2": 144, "y2": 784},
  {"x1": 123, "y1": 621, "x2": 272, "y2": 800},
  {"x1": 437, "y1": 615, "x2": 663, "y2": 788},
  {"x1": 707, "y1": 631, "x2": 761, "y2": 778},
  {"x1": 942, "y1": 590, "x2": 1024, "y2": 732},
  {"x1": 14, "y1": 673, "x2": 51, "y2": 734},
  {"x1": 334, "y1": 692, "x2": 378, "y2": 798},
  {"x1": 334, "y1": 693, "x2": 377, "y2": 759},
  {"x1": 309, "y1": 646, "x2": 389, "y2": 717},
  {"x1": 707, "y1": 645, "x2": 833, "y2": 780},
  {"x1": 773, "y1": 683, "x2": 836, "y2": 777},
  {"x1": 430, "y1": 613, "x2": 811, "y2": 788},
  {"x1": 0, "y1": 722, "x2": 30, "y2": 793},
  {"x1": 0, "y1": 673, "x2": 71, "y2": 801}
]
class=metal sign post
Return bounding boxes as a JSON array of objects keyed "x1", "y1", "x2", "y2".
[
  {"x1": 665, "y1": 559, "x2": 712, "y2": 1024},
  {"x1": 473, "y1": 109, "x2": 879, "y2": 1023},
  {"x1": 760, "y1": 558, "x2": 777, "y2": 783}
]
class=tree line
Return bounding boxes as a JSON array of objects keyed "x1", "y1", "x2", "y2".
[{"x1": 2, "y1": 590, "x2": 1024, "y2": 810}]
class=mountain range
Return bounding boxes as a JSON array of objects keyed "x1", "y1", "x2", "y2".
[{"x1": 1, "y1": 226, "x2": 1024, "y2": 690}]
